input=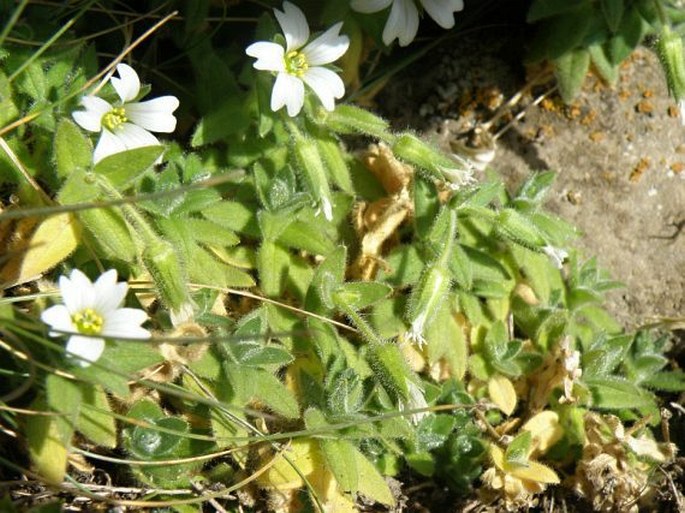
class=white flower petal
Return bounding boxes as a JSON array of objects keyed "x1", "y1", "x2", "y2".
[
  {"x1": 679, "y1": 99, "x2": 685, "y2": 126},
  {"x1": 271, "y1": 72, "x2": 305, "y2": 116},
  {"x1": 384, "y1": 0, "x2": 419, "y2": 46},
  {"x1": 420, "y1": 0, "x2": 463, "y2": 29},
  {"x1": 103, "y1": 308, "x2": 151, "y2": 339},
  {"x1": 115, "y1": 123, "x2": 161, "y2": 150},
  {"x1": 72, "y1": 96, "x2": 112, "y2": 132},
  {"x1": 274, "y1": 1, "x2": 310, "y2": 51},
  {"x1": 246, "y1": 41, "x2": 286, "y2": 72},
  {"x1": 111, "y1": 63, "x2": 141, "y2": 103},
  {"x1": 303, "y1": 22, "x2": 350, "y2": 66},
  {"x1": 350, "y1": 0, "x2": 393, "y2": 13},
  {"x1": 302, "y1": 67, "x2": 345, "y2": 111},
  {"x1": 543, "y1": 245, "x2": 568, "y2": 269},
  {"x1": 61, "y1": 269, "x2": 95, "y2": 312},
  {"x1": 125, "y1": 96, "x2": 179, "y2": 133},
  {"x1": 93, "y1": 128, "x2": 128, "y2": 164},
  {"x1": 92, "y1": 270, "x2": 127, "y2": 313},
  {"x1": 41, "y1": 304, "x2": 75, "y2": 336},
  {"x1": 66, "y1": 335, "x2": 105, "y2": 367}
]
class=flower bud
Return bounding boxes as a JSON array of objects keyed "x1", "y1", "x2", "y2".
[
  {"x1": 405, "y1": 209, "x2": 457, "y2": 346},
  {"x1": 496, "y1": 208, "x2": 546, "y2": 250},
  {"x1": 393, "y1": 133, "x2": 473, "y2": 187},
  {"x1": 290, "y1": 125, "x2": 334, "y2": 221},
  {"x1": 142, "y1": 239, "x2": 191, "y2": 313},
  {"x1": 657, "y1": 25, "x2": 685, "y2": 110},
  {"x1": 323, "y1": 104, "x2": 394, "y2": 142}
]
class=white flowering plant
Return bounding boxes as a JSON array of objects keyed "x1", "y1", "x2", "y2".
[{"x1": 1, "y1": 1, "x2": 684, "y2": 512}]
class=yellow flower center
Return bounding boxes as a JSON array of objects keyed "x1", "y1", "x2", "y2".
[
  {"x1": 72, "y1": 308, "x2": 104, "y2": 335},
  {"x1": 101, "y1": 107, "x2": 128, "y2": 131},
  {"x1": 285, "y1": 50, "x2": 309, "y2": 77}
]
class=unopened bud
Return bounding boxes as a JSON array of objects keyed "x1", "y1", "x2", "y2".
[
  {"x1": 496, "y1": 208, "x2": 546, "y2": 250},
  {"x1": 290, "y1": 125, "x2": 334, "y2": 221},
  {"x1": 658, "y1": 25, "x2": 685, "y2": 112},
  {"x1": 323, "y1": 104, "x2": 394, "y2": 142},
  {"x1": 393, "y1": 133, "x2": 473, "y2": 187},
  {"x1": 142, "y1": 239, "x2": 192, "y2": 313}
]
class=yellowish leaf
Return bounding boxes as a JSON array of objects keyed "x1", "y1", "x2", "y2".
[
  {"x1": 489, "y1": 444, "x2": 560, "y2": 485},
  {"x1": 1, "y1": 213, "x2": 79, "y2": 288},
  {"x1": 488, "y1": 374, "x2": 517, "y2": 416},
  {"x1": 521, "y1": 410, "x2": 563, "y2": 454},
  {"x1": 257, "y1": 439, "x2": 324, "y2": 491},
  {"x1": 26, "y1": 401, "x2": 72, "y2": 484}
]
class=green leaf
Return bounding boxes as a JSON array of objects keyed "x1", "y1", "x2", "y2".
[
  {"x1": 583, "y1": 334, "x2": 631, "y2": 377},
  {"x1": 230, "y1": 340, "x2": 293, "y2": 368},
  {"x1": 320, "y1": 438, "x2": 359, "y2": 493},
  {"x1": 414, "y1": 177, "x2": 440, "y2": 239},
  {"x1": 93, "y1": 146, "x2": 164, "y2": 189},
  {"x1": 369, "y1": 343, "x2": 411, "y2": 400},
  {"x1": 327, "y1": 367, "x2": 364, "y2": 415},
  {"x1": 505, "y1": 431, "x2": 532, "y2": 467},
  {"x1": 601, "y1": 0, "x2": 624, "y2": 32},
  {"x1": 305, "y1": 246, "x2": 347, "y2": 313},
  {"x1": 258, "y1": 240, "x2": 289, "y2": 297},
  {"x1": 78, "y1": 207, "x2": 137, "y2": 262},
  {"x1": 643, "y1": 371, "x2": 685, "y2": 392},
  {"x1": 0, "y1": 71, "x2": 19, "y2": 126},
  {"x1": 589, "y1": 43, "x2": 619, "y2": 83},
  {"x1": 527, "y1": 0, "x2": 591, "y2": 22},
  {"x1": 26, "y1": 398, "x2": 72, "y2": 484},
  {"x1": 53, "y1": 119, "x2": 92, "y2": 180},
  {"x1": 78, "y1": 384, "x2": 116, "y2": 448},
  {"x1": 333, "y1": 281, "x2": 392, "y2": 310},
  {"x1": 353, "y1": 446, "x2": 395, "y2": 506},
  {"x1": 528, "y1": 5, "x2": 593, "y2": 61},
  {"x1": 191, "y1": 98, "x2": 250, "y2": 146},
  {"x1": 585, "y1": 376, "x2": 656, "y2": 410},
  {"x1": 224, "y1": 363, "x2": 299, "y2": 418},
  {"x1": 607, "y1": 5, "x2": 649, "y2": 65},
  {"x1": 554, "y1": 48, "x2": 591, "y2": 103}
]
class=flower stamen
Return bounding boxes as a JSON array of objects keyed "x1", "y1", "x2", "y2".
[
  {"x1": 72, "y1": 308, "x2": 104, "y2": 335},
  {"x1": 285, "y1": 50, "x2": 309, "y2": 77},
  {"x1": 101, "y1": 107, "x2": 128, "y2": 131}
]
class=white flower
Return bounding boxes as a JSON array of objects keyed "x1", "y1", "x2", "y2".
[
  {"x1": 679, "y1": 99, "x2": 685, "y2": 126},
  {"x1": 246, "y1": 1, "x2": 350, "y2": 117},
  {"x1": 405, "y1": 311, "x2": 427, "y2": 347},
  {"x1": 41, "y1": 269, "x2": 151, "y2": 367},
  {"x1": 542, "y1": 245, "x2": 568, "y2": 269},
  {"x1": 72, "y1": 63, "x2": 179, "y2": 164},
  {"x1": 351, "y1": 0, "x2": 464, "y2": 47},
  {"x1": 400, "y1": 379, "x2": 429, "y2": 424}
]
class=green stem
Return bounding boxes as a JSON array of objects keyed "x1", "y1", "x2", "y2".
[
  {"x1": 0, "y1": 0, "x2": 30, "y2": 48},
  {"x1": 335, "y1": 299, "x2": 384, "y2": 346}
]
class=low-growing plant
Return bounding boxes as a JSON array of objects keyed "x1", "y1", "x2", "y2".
[{"x1": 1, "y1": 1, "x2": 684, "y2": 512}]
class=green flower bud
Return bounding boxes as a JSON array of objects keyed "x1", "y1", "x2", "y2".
[
  {"x1": 496, "y1": 208, "x2": 546, "y2": 250},
  {"x1": 142, "y1": 239, "x2": 191, "y2": 313},
  {"x1": 289, "y1": 124, "x2": 334, "y2": 221},
  {"x1": 322, "y1": 104, "x2": 394, "y2": 142},
  {"x1": 393, "y1": 133, "x2": 473, "y2": 187},
  {"x1": 405, "y1": 209, "x2": 457, "y2": 346},
  {"x1": 657, "y1": 25, "x2": 685, "y2": 105}
]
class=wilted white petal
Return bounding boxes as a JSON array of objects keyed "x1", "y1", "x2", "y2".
[
  {"x1": 402, "y1": 379, "x2": 429, "y2": 424},
  {"x1": 111, "y1": 63, "x2": 141, "y2": 103},
  {"x1": 170, "y1": 301, "x2": 196, "y2": 326},
  {"x1": 302, "y1": 67, "x2": 345, "y2": 111},
  {"x1": 420, "y1": 0, "x2": 463, "y2": 29},
  {"x1": 679, "y1": 99, "x2": 685, "y2": 126},
  {"x1": 93, "y1": 129, "x2": 128, "y2": 164},
  {"x1": 125, "y1": 96, "x2": 179, "y2": 133},
  {"x1": 274, "y1": 1, "x2": 309, "y2": 51},
  {"x1": 303, "y1": 22, "x2": 350, "y2": 65},
  {"x1": 384, "y1": 0, "x2": 419, "y2": 46},
  {"x1": 542, "y1": 245, "x2": 568, "y2": 269},
  {"x1": 272, "y1": 72, "x2": 305, "y2": 116},
  {"x1": 350, "y1": 0, "x2": 393, "y2": 13},
  {"x1": 41, "y1": 304, "x2": 74, "y2": 336},
  {"x1": 246, "y1": 42, "x2": 286, "y2": 72},
  {"x1": 66, "y1": 335, "x2": 106, "y2": 367},
  {"x1": 320, "y1": 196, "x2": 333, "y2": 221}
]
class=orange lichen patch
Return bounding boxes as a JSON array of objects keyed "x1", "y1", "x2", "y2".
[
  {"x1": 635, "y1": 99, "x2": 654, "y2": 114},
  {"x1": 629, "y1": 157, "x2": 650, "y2": 183},
  {"x1": 670, "y1": 162, "x2": 684, "y2": 174},
  {"x1": 589, "y1": 131, "x2": 605, "y2": 143},
  {"x1": 565, "y1": 104, "x2": 582, "y2": 120},
  {"x1": 580, "y1": 110, "x2": 597, "y2": 125},
  {"x1": 618, "y1": 89, "x2": 632, "y2": 101},
  {"x1": 668, "y1": 105, "x2": 680, "y2": 118},
  {"x1": 641, "y1": 89, "x2": 654, "y2": 98}
]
